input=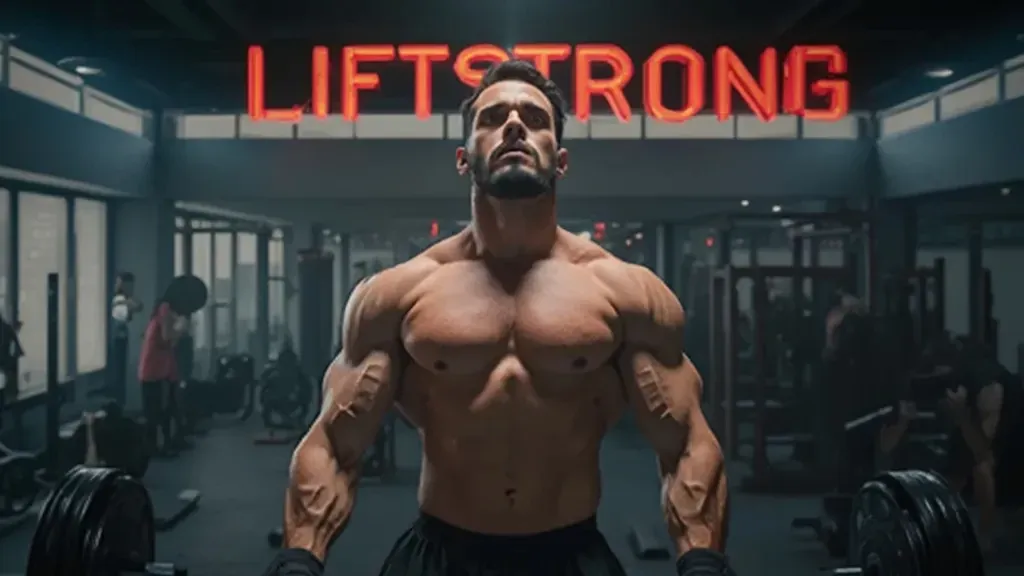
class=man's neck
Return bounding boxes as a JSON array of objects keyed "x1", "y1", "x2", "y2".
[{"x1": 470, "y1": 189, "x2": 557, "y2": 260}]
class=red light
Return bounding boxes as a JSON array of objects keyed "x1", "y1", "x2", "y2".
[
  {"x1": 705, "y1": 236, "x2": 714, "y2": 247},
  {"x1": 594, "y1": 221, "x2": 606, "y2": 231},
  {"x1": 430, "y1": 220, "x2": 439, "y2": 238}
]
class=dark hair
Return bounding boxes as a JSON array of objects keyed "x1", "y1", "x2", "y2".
[
  {"x1": 459, "y1": 59, "x2": 568, "y2": 144},
  {"x1": 117, "y1": 272, "x2": 135, "y2": 283}
]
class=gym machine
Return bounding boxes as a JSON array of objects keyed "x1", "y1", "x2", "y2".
[
  {"x1": 707, "y1": 218, "x2": 864, "y2": 494},
  {"x1": 709, "y1": 260, "x2": 858, "y2": 494},
  {"x1": 34, "y1": 464, "x2": 984, "y2": 576},
  {"x1": 877, "y1": 258, "x2": 947, "y2": 372}
]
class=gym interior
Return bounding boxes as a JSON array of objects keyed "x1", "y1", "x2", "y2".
[{"x1": 1, "y1": 2, "x2": 1024, "y2": 576}]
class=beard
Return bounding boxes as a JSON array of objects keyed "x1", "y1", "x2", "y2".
[{"x1": 471, "y1": 150, "x2": 555, "y2": 200}]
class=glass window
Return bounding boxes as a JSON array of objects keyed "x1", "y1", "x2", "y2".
[
  {"x1": 213, "y1": 232, "x2": 233, "y2": 349},
  {"x1": 236, "y1": 233, "x2": 257, "y2": 354},
  {"x1": 0, "y1": 188, "x2": 9, "y2": 319},
  {"x1": 74, "y1": 199, "x2": 107, "y2": 374},
  {"x1": 269, "y1": 234, "x2": 285, "y2": 278},
  {"x1": 268, "y1": 229, "x2": 288, "y2": 357},
  {"x1": 191, "y1": 232, "x2": 212, "y2": 353},
  {"x1": 269, "y1": 279, "x2": 286, "y2": 358},
  {"x1": 174, "y1": 232, "x2": 185, "y2": 276},
  {"x1": 18, "y1": 192, "x2": 69, "y2": 395}
]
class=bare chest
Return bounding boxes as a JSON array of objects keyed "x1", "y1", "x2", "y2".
[{"x1": 401, "y1": 260, "x2": 621, "y2": 375}]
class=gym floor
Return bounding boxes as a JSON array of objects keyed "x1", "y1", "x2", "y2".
[{"x1": 0, "y1": 419, "x2": 1020, "y2": 576}]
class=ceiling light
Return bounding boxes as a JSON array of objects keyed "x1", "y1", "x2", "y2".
[
  {"x1": 1001, "y1": 187, "x2": 1011, "y2": 196},
  {"x1": 74, "y1": 65, "x2": 103, "y2": 76},
  {"x1": 740, "y1": 200, "x2": 750, "y2": 207},
  {"x1": 924, "y1": 67, "x2": 953, "y2": 79},
  {"x1": 771, "y1": 205, "x2": 782, "y2": 213}
]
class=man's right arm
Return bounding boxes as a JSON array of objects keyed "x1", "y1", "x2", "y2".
[{"x1": 280, "y1": 261, "x2": 431, "y2": 566}]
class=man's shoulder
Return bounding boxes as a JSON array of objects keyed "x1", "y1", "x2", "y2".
[
  {"x1": 584, "y1": 255, "x2": 684, "y2": 333},
  {"x1": 355, "y1": 255, "x2": 442, "y2": 307},
  {"x1": 584, "y1": 254, "x2": 663, "y2": 297}
]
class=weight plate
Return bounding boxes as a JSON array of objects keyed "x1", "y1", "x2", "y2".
[
  {"x1": 26, "y1": 466, "x2": 155, "y2": 576},
  {"x1": 907, "y1": 470, "x2": 983, "y2": 576},
  {"x1": 849, "y1": 475, "x2": 924, "y2": 576},
  {"x1": 850, "y1": 470, "x2": 985, "y2": 576},
  {"x1": 164, "y1": 275, "x2": 208, "y2": 316}
]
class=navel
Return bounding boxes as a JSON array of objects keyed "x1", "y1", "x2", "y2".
[
  {"x1": 433, "y1": 360, "x2": 448, "y2": 371},
  {"x1": 572, "y1": 357, "x2": 588, "y2": 370}
]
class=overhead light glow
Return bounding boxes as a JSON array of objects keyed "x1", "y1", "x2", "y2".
[
  {"x1": 74, "y1": 65, "x2": 103, "y2": 76},
  {"x1": 1001, "y1": 187, "x2": 1011, "y2": 196},
  {"x1": 772, "y1": 205, "x2": 782, "y2": 213},
  {"x1": 740, "y1": 200, "x2": 750, "y2": 207},
  {"x1": 925, "y1": 67, "x2": 953, "y2": 79}
]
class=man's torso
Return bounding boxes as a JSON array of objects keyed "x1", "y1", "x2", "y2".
[{"x1": 387, "y1": 231, "x2": 632, "y2": 534}]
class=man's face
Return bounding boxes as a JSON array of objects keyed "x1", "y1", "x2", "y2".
[
  {"x1": 120, "y1": 280, "x2": 134, "y2": 296},
  {"x1": 456, "y1": 80, "x2": 568, "y2": 199}
]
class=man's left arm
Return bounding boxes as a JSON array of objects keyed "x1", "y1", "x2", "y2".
[{"x1": 607, "y1": 263, "x2": 729, "y2": 560}]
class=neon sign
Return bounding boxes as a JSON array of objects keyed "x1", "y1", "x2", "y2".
[{"x1": 246, "y1": 43, "x2": 849, "y2": 124}]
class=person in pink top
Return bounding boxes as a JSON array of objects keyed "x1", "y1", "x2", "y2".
[{"x1": 138, "y1": 295, "x2": 189, "y2": 456}]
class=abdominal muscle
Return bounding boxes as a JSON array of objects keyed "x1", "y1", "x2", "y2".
[{"x1": 401, "y1": 367, "x2": 623, "y2": 535}]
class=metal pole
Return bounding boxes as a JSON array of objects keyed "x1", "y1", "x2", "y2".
[{"x1": 46, "y1": 273, "x2": 60, "y2": 480}]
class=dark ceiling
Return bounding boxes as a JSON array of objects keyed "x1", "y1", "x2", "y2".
[{"x1": 4, "y1": 0, "x2": 1024, "y2": 114}]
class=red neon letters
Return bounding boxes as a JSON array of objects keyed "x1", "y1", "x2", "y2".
[{"x1": 247, "y1": 43, "x2": 849, "y2": 123}]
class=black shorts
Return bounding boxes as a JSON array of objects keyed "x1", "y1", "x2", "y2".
[{"x1": 378, "y1": 514, "x2": 627, "y2": 576}]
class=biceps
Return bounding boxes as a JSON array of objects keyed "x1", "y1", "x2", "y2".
[
  {"x1": 319, "y1": 350, "x2": 399, "y2": 467},
  {"x1": 623, "y1": 351, "x2": 706, "y2": 457}
]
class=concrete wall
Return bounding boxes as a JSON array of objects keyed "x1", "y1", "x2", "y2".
[
  {"x1": 879, "y1": 97, "x2": 1024, "y2": 198},
  {"x1": 0, "y1": 89, "x2": 153, "y2": 196},
  {"x1": 161, "y1": 139, "x2": 872, "y2": 202}
]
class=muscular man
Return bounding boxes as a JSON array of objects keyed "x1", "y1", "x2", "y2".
[{"x1": 263, "y1": 60, "x2": 730, "y2": 576}]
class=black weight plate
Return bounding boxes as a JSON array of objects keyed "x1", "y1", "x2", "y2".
[
  {"x1": 876, "y1": 472, "x2": 932, "y2": 573},
  {"x1": 910, "y1": 470, "x2": 984, "y2": 576},
  {"x1": 27, "y1": 467, "x2": 155, "y2": 576},
  {"x1": 82, "y1": 473, "x2": 156, "y2": 575},
  {"x1": 27, "y1": 465, "x2": 87, "y2": 576},
  {"x1": 59, "y1": 467, "x2": 114, "y2": 576},
  {"x1": 849, "y1": 476, "x2": 924, "y2": 576},
  {"x1": 163, "y1": 275, "x2": 208, "y2": 316},
  {"x1": 898, "y1": 471, "x2": 951, "y2": 576}
]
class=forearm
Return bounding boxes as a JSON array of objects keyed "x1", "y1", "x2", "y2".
[
  {"x1": 284, "y1": 425, "x2": 360, "y2": 561},
  {"x1": 661, "y1": 435, "x2": 729, "y2": 555}
]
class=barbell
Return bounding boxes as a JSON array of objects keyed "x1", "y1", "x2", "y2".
[{"x1": 24, "y1": 466, "x2": 983, "y2": 576}]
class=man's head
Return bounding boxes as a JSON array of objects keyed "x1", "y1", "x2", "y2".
[
  {"x1": 456, "y1": 60, "x2": 569, "y2": 200},
  {"x1": 116, "y1": 272, "x2": 135, "y2": 296}
]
